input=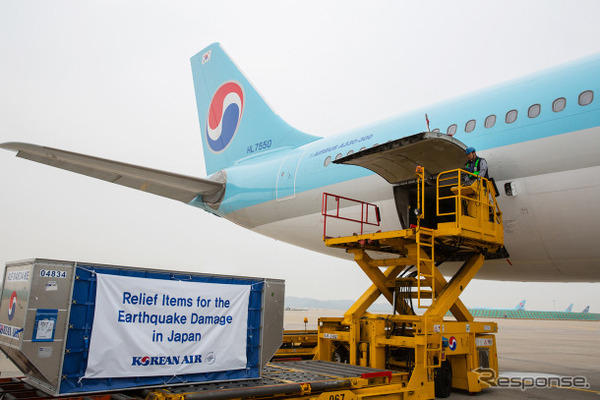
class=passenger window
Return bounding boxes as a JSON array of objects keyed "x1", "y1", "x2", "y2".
[
  {"x1": 505, "y1": 110, "x2": 518, "y2": 124},
  {"x1": 579, "y1": 90, "x2": 593, "y2": 106},
  {"x1": 528, "y1": 104, "x2": 541, "y2": 118},
  {"x1": 484, "y1": 115, "x2": 496, "y2": 128},
  {"x1": 324, "y1": 156, "x2": 331, "y2": 167},
  {"x1": 334, "y1": 153, "x2": 343, "y2": 160},
  {"x1": 359, "y1": 147, "x2": 367, "y2": 151},
  {"x1": 465, "y1": 120, "x2": 476, "y2": 133},
  {"x1": 432, "y1": 128, "x2": 440, "y2": 132},
  {"x1": 552, "y1": 97, "x2": 566, "y2": 112},
  {"x1": 447, "y1": 124, "x2": 457, "y2": 136},
  {"x1": 347, "y1": 150, "x2": 354, "y2": 156}
]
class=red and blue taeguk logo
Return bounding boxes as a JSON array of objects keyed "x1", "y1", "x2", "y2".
[
  {"x1": 448, "y1": 336, "x2": 457, "y2": 351},
  {"x1": 8, "y1": 291, "x2": 17, "y2": 321},
  {"x1": 205, "y1": 81, "x2": 244, "y2": 153}
]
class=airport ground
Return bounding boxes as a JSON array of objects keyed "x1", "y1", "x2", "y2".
[{"x1": 0, "y1": 310, "x2": 598, "y2": 399}]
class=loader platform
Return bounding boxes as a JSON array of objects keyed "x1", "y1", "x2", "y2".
[{"x1": 315, "y1": 167, "x2": 506, "y2": 398}]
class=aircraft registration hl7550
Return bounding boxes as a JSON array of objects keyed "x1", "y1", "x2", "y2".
[{"x1": 2, "y1": 43, "x2": 599, "y2": 282}]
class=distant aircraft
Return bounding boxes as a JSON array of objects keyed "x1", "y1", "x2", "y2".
[
  {"x1": 565, "y1": 304, "x2": 574, "y2": 312},
  {"x1": 514, "y1": 300, "x2": 526, "y2": 311},
  {"x1": 2, "y1": 43, "x2": 600, "y2": 282},
  {"x1": 467, "y1": 300, "x2": 526, "y2": 313},
  {"x1": 582, "y1": 306, "x2": 590, "y2": 313},
  {"x1": 468, "y1": 300, "x2": 599, "y2": 320}
]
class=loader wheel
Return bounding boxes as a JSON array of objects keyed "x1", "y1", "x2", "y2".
[{"x1": 434, "y1": 361, "x2": 452, "y2": 398}]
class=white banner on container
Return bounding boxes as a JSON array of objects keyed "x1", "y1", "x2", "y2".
[{"x1": 84, "y1": 273, "x2": 251, "y2": 379}]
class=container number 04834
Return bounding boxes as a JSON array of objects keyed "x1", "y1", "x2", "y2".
[{"x1": 40, "y1": 270, "x2": 67, "y2": 279}]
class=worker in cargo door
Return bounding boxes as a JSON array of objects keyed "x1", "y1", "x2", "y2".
[
  {"x1": 461, "y1": 147, "x2": 489, "y2": 218},
  {"x1": 464, "y1": 147, "x2": 488, "y2": 183}
]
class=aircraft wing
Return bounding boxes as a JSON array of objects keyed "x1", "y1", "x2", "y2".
[{"x1": 0, "y1": 142, "x2": 225, "y2": 204}]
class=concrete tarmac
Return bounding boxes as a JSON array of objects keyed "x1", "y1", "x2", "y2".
[{"x1": 0, "y1": 311, "x2": 598, "y2": 399}]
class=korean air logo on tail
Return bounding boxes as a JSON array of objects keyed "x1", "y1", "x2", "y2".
[
  {"x1": 8, "y1": 291, "x2": 17, "y2": 321},
  {"x1": 205, "y1": 81, "x2": 244, "y2": 153}
]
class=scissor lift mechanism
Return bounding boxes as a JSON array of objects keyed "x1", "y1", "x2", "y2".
[{"x1": 316, "y1": 168, "x2": 504, "y2": 398}]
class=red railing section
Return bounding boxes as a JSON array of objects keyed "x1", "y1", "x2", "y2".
[{"x1": 321, "y1": 192, "x2": 381, "y2": 238}]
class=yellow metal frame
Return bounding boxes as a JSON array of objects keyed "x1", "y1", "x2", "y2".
[
  {"x1": 273, "y1": 330, "x2": 319, "y2": 360},
  {"x1": 316, "y1": 168, "x2": 504, "y2": 399},
  {"x1": 436, "y1": 169, "x2": 503, "y2": 245}
]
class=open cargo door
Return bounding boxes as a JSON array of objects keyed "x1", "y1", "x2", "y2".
[
  {"x1": 334, "y1": 132, "x2": 467, "y2": 183},
  {"x1": 335, "y1": 132, "x2": 468, "y2": 228}
]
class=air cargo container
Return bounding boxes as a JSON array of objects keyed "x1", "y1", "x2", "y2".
[{"x1": 0, "y1": 259, "x2": 284, "y2": 396}]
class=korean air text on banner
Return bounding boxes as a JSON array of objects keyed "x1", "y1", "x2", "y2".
[{"x1": 84, "y1": 274, "x2": 251, "y2": 379}]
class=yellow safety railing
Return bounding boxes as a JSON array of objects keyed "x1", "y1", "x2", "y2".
[{"x1": 436, "y1": 169, "x2": 502, "y2": 237}]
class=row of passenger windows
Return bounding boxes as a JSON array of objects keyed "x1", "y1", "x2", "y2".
[
  {"x1": 322, "y1": 90, "x2": 594, "y2": 167},
  {"x1": 439, "y1": 90, "x2": 594, "y2": 136}
]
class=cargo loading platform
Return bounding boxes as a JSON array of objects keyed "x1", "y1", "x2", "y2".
[{"x1": 314, "y1": 166, "x2": 506, "y2": 398}]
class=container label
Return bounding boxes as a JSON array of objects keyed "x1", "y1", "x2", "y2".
[
  {"x1": 6, "y1": 270, "x2": 30, "y2": 282},
  {"x1": 1, "y1": 267, "x2": 31, "y2": 336},
  {"x1": 0, "y1": 323, "x2": 23, "y2": 339},
  {"x1": 32, "y1": 309, "x2": 58, "y2": 342},
  {"x1": 476, "y1": 338, "x2": 494, "y2": 347},
  {"x1": 84, "y1": 273, "x2": 250, "y2": 379},
  {"x1": 38, "y1": 346, "x2": 53, "y2": 358},
  {"x1": 40, "y1": 269, "x2": 67, "y2": 279}
]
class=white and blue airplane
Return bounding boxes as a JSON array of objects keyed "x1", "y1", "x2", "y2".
[
  {"x1": 515, "y1": 300, "x2": 526, "y2": 311},
  {"x1": 582, "y1": 305, "x2": 590, "y2": 313},
  {"x1": 467, "y1": 300, "x2": 527, "y2": 314},
  {"x1": 2, "y1": 43, "x2": 599, "y2": 282}
]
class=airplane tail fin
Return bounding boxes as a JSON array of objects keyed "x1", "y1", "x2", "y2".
[
  {"x1": 582, "y1": 305, "x2": 590, "y2": 313},
  {"x1": 190, "y1": 43, "x2": 320, "y2": 175},
  {"x1": 514, "y1": 299, "x2": 526, "y2": 311},
  {"x1": 565, "y1": 303, "x2": 573, "y2": 312}
]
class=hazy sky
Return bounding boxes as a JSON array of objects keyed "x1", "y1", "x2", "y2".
[{"x1": 1, "y1": 1, "x2": 599, "y2": 311}]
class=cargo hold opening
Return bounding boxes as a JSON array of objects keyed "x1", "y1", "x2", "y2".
[{"x1": 334, "y1": 132, "x2": 468, "y2": 229}]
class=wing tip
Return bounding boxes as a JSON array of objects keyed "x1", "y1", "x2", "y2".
[
  {"x1": 0, "y1": 142, "x2": 43, "y2": 153},
  {"x1": 0, "y1": 142, "x2": 20, "y2": 151}
]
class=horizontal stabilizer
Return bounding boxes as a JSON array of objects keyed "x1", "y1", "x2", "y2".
[{"x1": 1, "y1": 142, "x2": 225, "y2": 204}]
